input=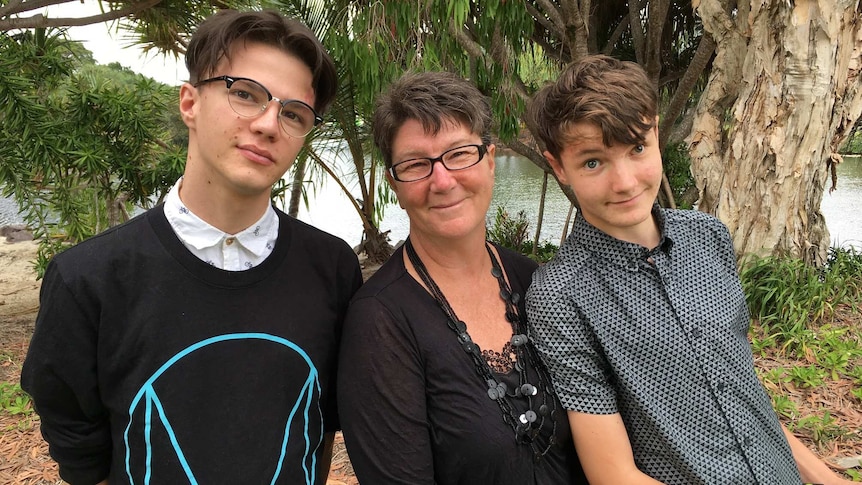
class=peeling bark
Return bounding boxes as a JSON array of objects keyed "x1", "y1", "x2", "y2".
[{"x1": 690, "y1": 0, "x2": 862, "y2": 265}]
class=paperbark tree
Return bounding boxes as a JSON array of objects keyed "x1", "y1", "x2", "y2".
[{"x1": 690, "y1": 0, "x2": 862, "y2": 264}]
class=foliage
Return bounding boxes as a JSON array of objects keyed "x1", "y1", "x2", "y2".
[
  {"x1": 486, "y1": 206, "x2": 558, "y2": 263},
  {"x1": 0, "y1": 382, "x2": 33, "y2": 417},
  {"x1": 0, "y1": 30, "x2": 184, "y2": 276},
  {"x1": 745, "y1": 247, "x2": 862, "y2": 463},
  {"x1": 487, "y1": 206, "x2": 530, "y2": 251},
  {"x1": 662, "y1": 142, "x2": 697, "y2": 209},
  {"x1": 520, "y1": 240, "x2": 560, "y2": 264},
  {"x1": 739, "y1": 247, "x2": 862, "y2": 354}
]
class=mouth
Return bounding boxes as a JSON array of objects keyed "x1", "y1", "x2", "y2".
[
  {"x1": 237, "y1": 144, "x2": 274, "y2": 165},
  {"x1": 609, "y1": 191, "x2": 642, "y2": 206},
  {"x1": 431, "y1": 199, "x2": 464, "y2": 211}
]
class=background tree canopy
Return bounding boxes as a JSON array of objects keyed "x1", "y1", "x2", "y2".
[{"x1": 2, "y1": 0, "x2": 861, "y2": 269}]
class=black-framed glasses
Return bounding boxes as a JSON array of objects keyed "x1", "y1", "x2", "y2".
[
  {"x1": 390, "y1": 144, "x2": 488, "y2": 182},
  {"x1": 194, "y1": 75, "x2": 323, "y2": 137}
]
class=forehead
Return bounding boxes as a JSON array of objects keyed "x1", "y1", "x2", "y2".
[
  {"x1": 215, "y1": 41, "x2": 315, "y2": 103},
  {"x1": 559, "y1": 121, "x2": 607, "y2": 152},
  {"x1": 392, "y1": 118, "x2": 475, "y2": 155}
]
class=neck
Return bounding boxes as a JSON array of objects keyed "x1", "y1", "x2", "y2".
[
  {"x1": 406, "y1": 231, "x2": 489, "y2": 279},
  {"x1": 178, "y1": 174, "x2": 271, "y2": 235}
]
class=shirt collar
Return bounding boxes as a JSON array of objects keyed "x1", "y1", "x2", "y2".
[
  {"x1": 570, "y1": 203, "x2": 674, "y2": 269},
  {"x1": 164, "y1": 178, "x2": 278, "y2": 257}
]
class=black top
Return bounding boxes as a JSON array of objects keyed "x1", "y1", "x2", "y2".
[
  {"x1": 528, "y1": 207, "x2": 800, "y2": 484},
  {"x1": 21, "y1": 206, "x2": 362, "y2": 485},
  {"x1": 338, "y1": 244, "x2": 586, "y2": 485}
]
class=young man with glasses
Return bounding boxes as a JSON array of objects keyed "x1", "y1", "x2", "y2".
[{"x1": 22, "y1": 10, "x2": 362, "y2": 485}]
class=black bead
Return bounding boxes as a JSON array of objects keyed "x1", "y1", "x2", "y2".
[
  {"x1": 511, "y1": 334, "x2": 528, "y2": 347},
  {"x1": 491, "y1": 266, "x2": 503, "y2": 278}
]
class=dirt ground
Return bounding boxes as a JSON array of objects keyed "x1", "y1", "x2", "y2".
[{"x1": 1, "y1": 239, "x2": 860, "y2": 483}]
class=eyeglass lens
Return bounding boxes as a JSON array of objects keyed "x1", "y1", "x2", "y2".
[
  {"x1": 226, "y1": 78, "x2": 316, "y2": 137},
  {"x1": 393, "y1": 145, "x2": 484, "y2": 182}
]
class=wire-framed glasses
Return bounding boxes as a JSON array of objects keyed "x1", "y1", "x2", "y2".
[
  {"x1": 194, "y1": 75, "x2": 323, "y2": 137},
  {"x1": 390, "y1": 144, "x2": 488, "y2": 182}
]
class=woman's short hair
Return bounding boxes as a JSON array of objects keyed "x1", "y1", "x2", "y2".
[
  {"x1": 372, "y1": 71, "x2": 492, "y2": 168},
  {"x1": 185, "y1": 9, "x2": 337, "y2": 114},
  {"x1": 528, "y1": 55, "x2": 658, "y2": 159}
]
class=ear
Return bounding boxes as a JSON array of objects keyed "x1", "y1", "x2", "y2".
[
  {"x1": 543, "y1": 150, "x2": 568, "y2": 185},
  {"x1": 486, "y1": 143, "x2": 496, "y2": 175},
  {"x1": 178, "y1": 83, "x2": 199, "y2": 129}
]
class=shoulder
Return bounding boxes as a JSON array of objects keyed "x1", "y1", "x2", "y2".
[
  {"x1": 662, "y1": 208, "x2": 732, "y2": 244},
  {"x1": 351, "y1": 246, "x2": 408, "y2": 301},
  {"x1": 530, "y1": 238, "x2": 590, "y2": 295},
  {"x1": 51, "y1": 210, "x2": 154, "y2": 269}
]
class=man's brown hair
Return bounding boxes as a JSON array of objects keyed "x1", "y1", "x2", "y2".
[
  {"x1": 185, "y1": 9, "x2": 337, "y2": 114},
  {"x1": 529, "y1": 55, "x2": 658, "y2": 159},
  {"x1": 372, "y1": 71, "x2": 492, "y2": 169}
]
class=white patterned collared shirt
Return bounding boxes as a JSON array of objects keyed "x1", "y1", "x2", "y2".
[{"x1": 164, "y1": 178, "x2": 279, "y2": 271}]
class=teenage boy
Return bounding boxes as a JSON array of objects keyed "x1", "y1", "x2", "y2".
[
  {"x1": 525, "y1": 54, "x2": 853, "y2": 485},
  {"x1": 21, "y1": 10, "x2": 362, "y2": 485}
]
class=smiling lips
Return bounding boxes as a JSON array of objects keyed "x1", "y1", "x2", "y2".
[{"x1": 431, "y1": 198, "x2": 464, "y2": 211}]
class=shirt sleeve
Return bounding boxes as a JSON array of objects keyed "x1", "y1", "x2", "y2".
[
  {"x1": 526, "y1": 269, "x2": 619, "y2": 415},
  {"x1": 337, "y1": 295, "x2": 435, "y2": 485},
  {"x1": 20, "y1": 259, "x2": 112, "y2": 485}
]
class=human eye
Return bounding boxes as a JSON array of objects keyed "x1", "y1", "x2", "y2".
[
  {"x1": 445, "y1": 145, "x2": 479, "y2": 168},
  {"x1": 229, "y1": 80, "x2": 266, "y2": 105},
  {"x1": 394, "y1": 159, "x2": 431, "y2": 178},
  {"x1": 584, "y1": 159, "x2": 601, "y2": 170},
  {"x1": 280, "y1": 103, "x2": 311, "y2": 126},
  {"x1": 632, "y1": 144, "x2": 645, "y2": 154}
]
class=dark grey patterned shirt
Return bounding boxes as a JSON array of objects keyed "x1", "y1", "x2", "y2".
[{"x1": 526, "y1": 207, "x2": 802, "y2": 484}]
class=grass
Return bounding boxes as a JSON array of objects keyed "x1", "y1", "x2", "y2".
[{"x1": 741, "y1": 246, "x2": 862, "y2": 478}]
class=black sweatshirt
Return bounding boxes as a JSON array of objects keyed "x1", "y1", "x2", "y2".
[{"x1": 22, "y1": 206, "x2": 362, "y2": 485}]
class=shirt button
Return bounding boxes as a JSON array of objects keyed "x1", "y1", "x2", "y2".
[
  {"x1": 691, "y1": 327, "x2": 702, "y2": 339},
  {"x1": 225, "y1": 237, "x2": 235, "y2": 246},
  {"x1": 716, "y1": 382, "x2": 726, "y2": 391},
  {"x1": 743, "y1": 437, "x2": 752, "y2": 447}
]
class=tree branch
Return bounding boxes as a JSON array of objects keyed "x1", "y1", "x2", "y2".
[
  {"x1": 0, "y1": 0, "x2": 28, "y2": 18},
  {"x1": 659, "y1": 33, "x2": 716, "y2": 150},
  {"x1": 0, "y1": 0, "x2": 162, "y2": 31}
]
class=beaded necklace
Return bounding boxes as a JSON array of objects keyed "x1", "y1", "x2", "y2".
[{"x1": 404, "y1": 238, "x2": 559, "y2": 458}]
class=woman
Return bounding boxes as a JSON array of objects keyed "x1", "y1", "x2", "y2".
[{"x1": 338, "y1": 71, "x2": 586, "y2": 484}]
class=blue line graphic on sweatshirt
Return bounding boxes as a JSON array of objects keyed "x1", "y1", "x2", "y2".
[{"x1": 122, "y1": 333, "x2": 322, "y2": 485}]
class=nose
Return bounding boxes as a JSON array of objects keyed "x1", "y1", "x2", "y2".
[
  {"x1": 609, "y1": 161, "x2": 638, "y2": 193},
  {"x1": 249, "y1": 102, "x2": 282, "y2": 136},
  {"x1": 428, "y1": 159, "x2": 457, "y2": 190}
]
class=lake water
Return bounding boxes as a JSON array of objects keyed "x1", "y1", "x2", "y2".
[
  {"x1": 2, "y1": 154, "x2": 860, "y2": 250},
  {"x1": 297, "y1": 153, "x2": 862, "y2": 251}
]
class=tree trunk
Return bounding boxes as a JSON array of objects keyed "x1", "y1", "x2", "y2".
[
  {"x1": 690, "y1": 0, "x2": 862, "y2": 265},
  {"x1": 287, "y1": 157, "x2": 306, "y2": 218}
]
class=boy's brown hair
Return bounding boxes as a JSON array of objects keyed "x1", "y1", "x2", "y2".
[
  {"x1": 185, "y1": 9, "x2": 337, "y2": 114},
  {"x1": 529, "y1": 55, "x2": 658, "y2": 159}
]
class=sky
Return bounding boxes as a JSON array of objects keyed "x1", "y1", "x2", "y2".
[{"x1": 46, "y1": 1, "x2": 187, "y2": 85}]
